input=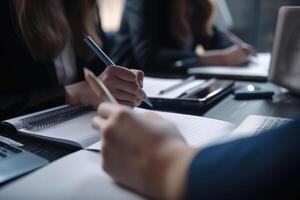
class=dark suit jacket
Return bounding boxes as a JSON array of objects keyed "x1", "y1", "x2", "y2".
[
  {"x1": 187, "y1": 117, "x2": 300, "y2": 199},
  {"x1": 111, "y1": 0, "x2": 232, "y2": 71},
  {"x1": 0, "y1": 0, "x2": 108, "y2": 121}
]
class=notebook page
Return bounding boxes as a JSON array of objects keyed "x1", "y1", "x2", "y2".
[
  {"x1": 188, "y1": 53, "x2": 271, "y2": 78},
  {"x1": 87, "y1": 108, "x2": 235, "y2": 151},
  {"x1": 143, "y1": 77, "x2": 205, "y2": 99},
  {"x1": 20, "y1": 111, "x2": 99, "y2": 148},
  {"x1": 0, "y1": 150, "x2": 145, "y2": 200}
]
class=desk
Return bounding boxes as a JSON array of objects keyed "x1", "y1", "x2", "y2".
[
  {"x1": 204, "y1": 81, "x2": 300, "y2": 125},
  {"x1": 0, "y1": 80, "x2": 300, "y2": 199}
]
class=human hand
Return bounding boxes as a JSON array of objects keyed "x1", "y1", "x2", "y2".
[
  {"x1": 221, "y1": 44, "x2": 255, "y2": 66},
  {"x1": 66, "y1": 66, "x2": 147, "y2": 108},
  {"x1": 92, "y1": 103, "x2": 197, "y2": 200},
  {"x1": 99, "y1": 65, "x2": 146, "y2": 107}
]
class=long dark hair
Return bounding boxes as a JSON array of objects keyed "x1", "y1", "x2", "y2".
[
  {"x1": 13, "y1": 0, "x2": 102, "y2": 62},
  {"x1": 170, "y1": 0, "x2": 215, "y2": 48}
]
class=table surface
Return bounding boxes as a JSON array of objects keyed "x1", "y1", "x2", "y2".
[{"x1": 0, "y1": 79, "x2": 300, "y2": 187}]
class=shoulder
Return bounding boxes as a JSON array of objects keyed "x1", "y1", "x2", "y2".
[{"x1": 125, "y1": 0, "x2": 161, "y2": 13}]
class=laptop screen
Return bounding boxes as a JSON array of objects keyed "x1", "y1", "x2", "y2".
[{"x1": 269, "y1": 6, "x2": 300, "y2": 95}]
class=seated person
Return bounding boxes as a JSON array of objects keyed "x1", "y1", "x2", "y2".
[
  {"x1": 112, "y1": 0, "x2": 255, "y2": 71},
  {"x1": 93, "y1": 103, "x2": 300, "y2": 200},
  {"x1": 0, "y1": 0, "x2": 146, "y2": 120}
]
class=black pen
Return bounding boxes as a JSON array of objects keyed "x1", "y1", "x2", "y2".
[
  {"x1": 84, "y1": 36, "x2": 153, "y2": 107},
  {"x1": 159, "y1": 76, "x2": 196, "y2": 95}
]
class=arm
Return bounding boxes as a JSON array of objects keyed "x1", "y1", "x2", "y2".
[
  {"x1": 187, "y1": 119, "x2": 300, "y2": 199},
  {"x1": 92, "y1": 103, "x2": 300, "y2": 200}
]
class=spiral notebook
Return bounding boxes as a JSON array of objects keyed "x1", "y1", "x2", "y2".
[
  {"x1": 1, "y1": 104, "x2": 291, "y2": 152},
  {"x1": 2, "y1": 105, "x2": 99, "y2": 149},
  {"x1": 2, "y1": 104, "x2": 239, "y2": 150}
]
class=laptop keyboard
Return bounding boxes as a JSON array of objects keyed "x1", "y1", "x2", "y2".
[
  {"x1": 254, "y1": 118, "x2": 290, "y2": 135},
  {"x1": 0, "y1": 132, "x2": 77, "y2": 162},
  {"x1": 0, "y1": 141, "x2": 22, "y2": 160}
]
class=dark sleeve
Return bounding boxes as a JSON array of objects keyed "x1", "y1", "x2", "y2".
[
  {"x1": 124, "y1": 0, "x2": 199, "y2": 70},
  {"x1": 203, "y1": 26, "x2": 233, "y2": 50},
  {"x1": 0, "y1": 87, "x2": 66, "y2": 121},
  {"x1": 0, "y1": 0, "x2": 68, "y2": 121},
  {"x1": 187, "y1": 119, "x2": 300, "y2": 200}
]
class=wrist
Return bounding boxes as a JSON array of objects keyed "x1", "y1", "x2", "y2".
[
  {"x1": 197, "y1": 50, "x2": 226, "y2": 66},
  {"x1": 146, "y1": 140, "x2": 198, "y2": 200}
]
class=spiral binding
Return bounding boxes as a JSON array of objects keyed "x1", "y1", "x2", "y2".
[{"x1": 20, "y1": 105, "x2": 92, "y2": 132}]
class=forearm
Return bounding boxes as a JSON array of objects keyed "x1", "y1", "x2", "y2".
[{"x1": 197, "y1": 50, "x2": 227, "y2": 66}]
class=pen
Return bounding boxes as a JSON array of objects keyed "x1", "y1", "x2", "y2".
[
  {"x1": 84, "y1": 68, "x2": 119, "y2": 105},
  {"x1": 84, "y1": 36, "x2": 153, "y2": 108},
  {"x1": 225, "y1": 31, "x2": 256, "y2": 56},
  {"x1": 178, "y1": 79, "x2": 216, "y2": 98},
  {"x1": 158, "y1": 76, "x2": 196, "y2": 95},
  {"x1": 226, "y1": 31, "x2": 248, "y2": 48}
]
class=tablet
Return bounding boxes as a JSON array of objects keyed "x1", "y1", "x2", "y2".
[{"x1": 148, "y1": 80, "x2": 235, "y2": 111}]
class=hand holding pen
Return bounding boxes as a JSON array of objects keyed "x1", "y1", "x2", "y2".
[
  {"x1": 226, "y1": 31, "x2": 256, "y2": 56},
  {"x1": 84, "y1": 36, "x2": 153, "y2": 108}
]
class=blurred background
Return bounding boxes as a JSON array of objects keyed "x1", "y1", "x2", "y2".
[{"x1": 99, "y1": 0, "x2": 300, "y2": 52}]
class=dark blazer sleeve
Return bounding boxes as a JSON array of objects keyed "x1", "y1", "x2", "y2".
[{"x1": 187, "y1": 118, "x2": 300, "y2": 200}]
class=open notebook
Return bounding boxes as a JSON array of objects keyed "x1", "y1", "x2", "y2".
[{"x1": 2, "y1": 103, "x2": 291, "y2": 151}]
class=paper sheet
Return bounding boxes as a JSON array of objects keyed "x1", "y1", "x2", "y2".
[
  {"x1": 188, "y1": 53, "x2": 271, "y2": 79},
  {"x1": 0, "y1": 151, "x2": 145, "y2": 200},
  {"x1": 87, "y1": 108, "x2": 236, "y2": 151}
]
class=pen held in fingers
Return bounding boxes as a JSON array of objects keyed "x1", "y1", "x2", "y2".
[{"x1": 84, "y1": 68, "x2": 119, "y2": 105}]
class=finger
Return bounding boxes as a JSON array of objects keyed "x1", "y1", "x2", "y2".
[
  {"x1": 92, "y1": 116, "x2": 107, "y2": 130},
  {"x1": 112, "y1": 89, "x2": 139, "y2": 103},
  {"x1": 110, "y1": 65, "x2": 138, "y2": 82},
  {"x1": 97, "y1": 103, "x2": 121, "y2": 118},
  {"x1": 118, "y1": 100, "x2": 136, "y2": 108},
  {"x1": 131, "y1": 69, "x2": 144, "y2": 88},
  {"x1": 106, "y1": 78, "x2": 146, "y2": 99}
]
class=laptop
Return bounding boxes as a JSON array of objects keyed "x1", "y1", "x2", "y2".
[
  {"x1": 269, "y1": 6, "x2": 300, "y2": 95},
  {"x1": 0, "y1": 136, "x2": 48, "y2": 184}
]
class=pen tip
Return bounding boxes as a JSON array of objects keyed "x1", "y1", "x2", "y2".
[{"x1": 145, "y1": 99, "x2": 153, "y2": 108}]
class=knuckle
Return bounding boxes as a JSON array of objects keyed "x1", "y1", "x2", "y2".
[
  {"x1": 137, "y1": 70, "x2": 144, "y2": 77},
  {"x1": 132, "y1": 83, "x2": 140, "y2": 92},
  {"x1": 105, "y1": 66, "x2": 115, "y2": 76}
]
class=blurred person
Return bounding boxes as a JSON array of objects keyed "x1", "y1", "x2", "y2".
[
  {"x1": 112, "y1": 0, "x2": 255, "y2": 72},
  {"x1": 0, "y1": 0, "x2": 146, "y2": 120}
]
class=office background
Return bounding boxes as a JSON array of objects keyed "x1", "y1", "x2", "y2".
[{"x1": 99, "y1": 0, "x2": 300, "y2": 52}]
